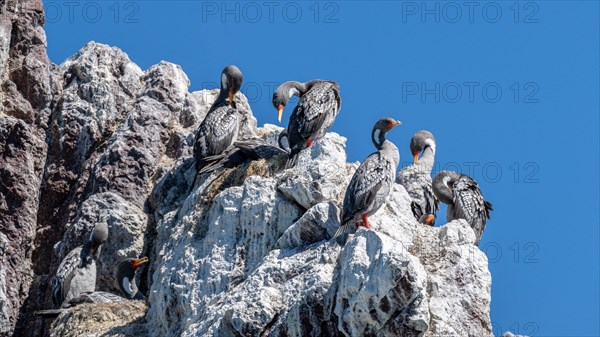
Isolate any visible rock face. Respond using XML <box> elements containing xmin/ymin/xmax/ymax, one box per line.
<box><xmin>145</xmin><ymin>135</ymin><xmax>493</xmax><ymax>337</ymax></box>
<box><xmin>0</xmin><ymin>3</ymin><xmax>500</xmax><ymax>337</ymax></box>
<box><xmin>0</xmin><ymin>0</ymin><xmax>56</xmax><ymax>335</ymax></box>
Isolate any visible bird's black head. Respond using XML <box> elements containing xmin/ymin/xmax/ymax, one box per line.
<box><xmin>272</xmin><ymin>81</ymin><xmax>304</xmax><ymax>123</ymax></box>
<box><xmin>410</xmin><ymin>130</ymin><xmax>435</xmax><ymax>164</ymax></box>
<box><xmin>116</xmin><ymin>257</ymin><xmax>149</xmax><ymax>299</ymax></box>
<box><xmin>374</xmin><ymin>117</ymin><xmax>403</xmax><ymax>131</ymax></box>
<box><xmin>372</xmin><ymin>117</ymin><xmax>402</xmax><ymax>148</ymax></box>
<box><xmin>272</xmin><ymin>90</ymin><xmax>287</xmax><ymax>119</ymax></box>
<box><xmin>220</xmin><ymin>65</ymin><xmax>243</xmax><ymax>106</ymax></box>
<box><xmin>432</xmin><ymin>170</ymin><xmax>461</xmax><ymax>205</ymax></box>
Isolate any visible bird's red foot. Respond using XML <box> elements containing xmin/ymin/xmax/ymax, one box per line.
<box><xmin>306</xmin><ymin>139</ymin><xmax>313</xmax><ymax>147</ymax></box>
<box><xmin>361</xmin><ymin>213</ymin><xmax>371</xmax><ymax>229</ymax></box>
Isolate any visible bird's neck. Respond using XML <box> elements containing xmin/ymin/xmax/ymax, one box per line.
<box><xmin>433</xmin><ymin>174</ymin><xmax>455</xmax><ymax>205</ymax></box>
<box><xmin>217</xmin><ymin>88</ymin><xmax>231</xmax><ymax>102</ymax></box>
<box><xmin>418</xmin><ymin>146</ymin><xmax>435</xmax><ymax>173</ymax></box>
<box><xmin>372</xmin><ymin>128</ymin><xmax>387</xmax><ymax>150</ymax></box>
<box><xmin>286</xmin><ymin>81</ymin><xmax>308</xmax><ymax>97</ymax></box>
<box><xmin>380</xmin><ymin>139</ymin><xmax>400</xmax><ymax>169</ymax></box>
<box><xmin>214</xmin><ymin>90</ymin><xmax>238</xmax><ymax>110</ymax></box>
<box><xmin>120</xmin><ymin>275</ymin><xmax>138</xmax><ymax>299</ymax></box>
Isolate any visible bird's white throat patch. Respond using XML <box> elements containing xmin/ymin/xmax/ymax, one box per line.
<box><xmin>122</xmin><ymin>277</ymin><xmax>133</xmax><ymax>296</ymax></box>
<box><xmin>288</xmin><ymin>87</ymin><xmax>299</xmax><ymax>98</ymax></box>
<box><xmin>442</xmin><ymin>175</ymin><xmax>452</xmax><ymax>189</ymax></box>
<box><xmin>425</xmin><ymin>138</ymin><xmax>436</xmax><ymax>153</ymax></box>
<box><xmin>221</xmin><ymin>73</ymin><xmax>228</xmax><ymax>90</ymax></box>
<box><xmin>373</xmin><ymin>129</ymin><xmax>382</xmax><ymax>145</ymax></box>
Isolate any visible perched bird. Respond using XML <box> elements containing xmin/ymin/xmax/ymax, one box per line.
<box><xmin>272</xmin><ymin>80</ymin><xmax>341</xmax><ymax>168</ymax></box>
<box><xmin>194</xmin><ymin>65</ymin><xmax>243</xmax><ymax>171</ymax></box>
<box><xmin>333</xmin><ymin>117</ymin><xmax>402</xmax><ymax>240</ymax></box>
<box><xmin>198</xmin><ymin>138</ymin><xmax>289</xmax><ymax>174</ymax></box>
<box><xmin>36</xmin><ymin>257</ymin><xmax>149</xmax><ymax>317</ymax></box>
<box><xmin>418</xmin><ymin>214</ymin><xmax>436</xmax><ymax>226</ymax></box>
<box><xmin>116</xmin><ymin>257</ymin><xmax>149</xmax><ymax>300</ymax></box>
<box><xmin>396</xmin><ymin>130</ymin><xmax>439</xmax><ymax>221</ymax></box>
<box><xmin>51</xmin><ymin>222</ymin><xmax>109</xmax><ymax>308</ymax></box>
<box><xmin>432</xmin><ymin>170</ymin><xmax>493</xmax><ymax>245</ymax></box>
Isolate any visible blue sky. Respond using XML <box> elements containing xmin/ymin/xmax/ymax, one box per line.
<box><xmin>43</xmin><ymin>1</ymin><xmax>599</xmax><ymax>336</ymax></box>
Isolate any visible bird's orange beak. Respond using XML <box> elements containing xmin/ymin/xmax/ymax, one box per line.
<box><xmin>132</xmin><ymin>257</ymin><xmax>149</xmax><ymax>269</ymax></box>
<box><xmin>413</xmin><ymin>151</ymin><xmax>420</xmax><ymax>164</ymax></box>
<box><xmin>277</xmin><ymin>105</ymin><xmax>284</xmax><ymax>123</ymax></box>
<box><xmin>386</xmin><ymin>120</ymin><xmax>403</xmax><ymax>130</ymax></box>
<box><xmin>229</xmin><ymin>90</ymin><xmax>235</xmax><ymax>106</ymax></box>
<box><xmin>425</xmin><ymin>214</ymin><xmax>435</xmax><ymax>226</ymax></box>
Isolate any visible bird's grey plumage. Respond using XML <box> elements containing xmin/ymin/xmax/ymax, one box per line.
<box><xmin>52</xmin><ymin>223</ymin><xmax>108</xmax><ymax>308</ymax></box>
<box><xmin>397</xmin><ymin>130</ymin><xmax>439</xmax><ymax>221</ymax></box>
<box><xmin>52</xmin><ymin>246</ymin><xmax>96</xmax><ymax>308</ymax></box>
<box><xmin>273</xmin><ymin>80</ymin><xmax>341</xmax><ymax>168</ymax></box>
<box><xmin>333</xmin><ymin>117</ymin><xmax>401</xmax><ymax>240</ymax></box>
<box><xmin>194</xmin><ymin>65</ymin><xmax>243</xmax><ymax>171</ymax></box>
<box><xmin>432</xmin><ymin>170</ymin><xmax>493</xmax><ymax>245</ymax></box>
<box><xmin>116</xmin><ymin>258</ymin><xmax>148</xmax><ymax>300</ymax></box>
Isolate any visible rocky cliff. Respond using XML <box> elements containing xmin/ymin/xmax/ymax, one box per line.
<box><xmin>0</xmin><ymin>2</ymin><xmax>515</xmax><ymax>337</ymax></box>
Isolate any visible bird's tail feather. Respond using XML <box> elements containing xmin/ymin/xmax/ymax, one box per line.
<box><xmin>198</xmin><ymin>161</ymin><xmax>221</xmax><ymax>175</ymax></box>
<box><xmin>484</xmin><ymin>200</ymin><xmax>493</xmax><ymax>218</ymax></box>
<box><xmin>197</xmin><ymin>152</ymin><xmax>229</xmax><ymax>175</ymax></box>
<box><xmin>234</xmin><ymin>142</ymin><xmax>254</xmax><ymax>153</ymax></box>
<box><xmin>189</xmin><ymin>158</ymin><xmax>222</xmax><ymax>194</ymax></box>
<box><xmin>35</xmin><ymin>309</ymin><xmax>64</xmax><ymax>318</ymax></box>
<box><xmin>332</xmin><ymin>225</ymin><xmax>348</xmax><ymax>239</ymax></box>
<box><xmin>332</xmin><ymin>220</ymin><xmax>355</xmax><ymax>244</ymax></box>
<box><xmin>285</xmin><ymin>152</ymin><xmax>300</xmax><ymax>169</ymax></box>
<box><xmin>331</xmin><ymin>225</ymin><xmax>354</xmax><ymax>246</ymax></box>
